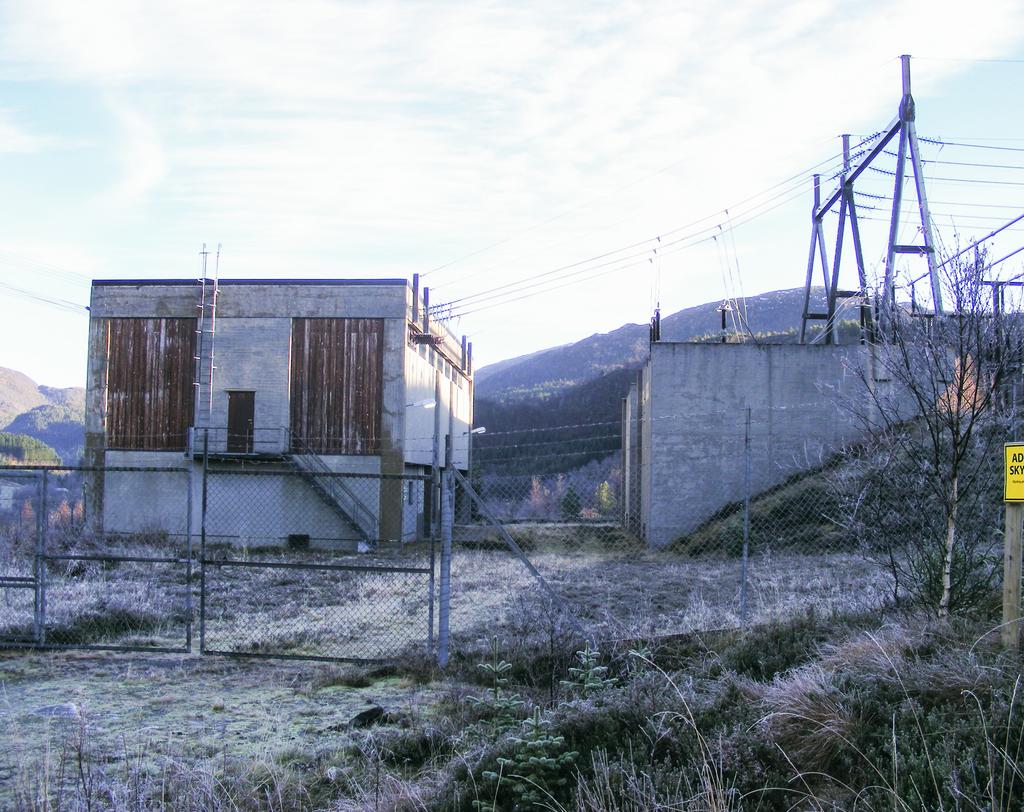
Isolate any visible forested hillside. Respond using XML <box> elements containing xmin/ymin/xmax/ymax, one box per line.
<box><xmin>0</xmin><ymin>368</ymin><xmax>85</xmax><ymax>464</ymax></box>
<box><xmin>474</xmin><ymin>367</ymin><xmax>637</xmax><ymax>476</ymax></box>
<box><xmin>0</xmin><ymin>431</ymin><xmax>61</xmax><ymax>464</ymax></box>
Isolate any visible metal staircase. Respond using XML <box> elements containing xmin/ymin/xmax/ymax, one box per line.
<box><xmin>286</xmin><ymin>433</ymin><xmax>378</xmax><ymax>543</ymax></box>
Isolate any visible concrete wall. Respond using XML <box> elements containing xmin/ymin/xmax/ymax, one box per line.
<box><xmin>620</xmin><ymin>380</ymin><xmax>640</xmax><ymax>535</ymax></box>
<box><xmin>635</xmin><ymin>342</ymin><xmax>871</xmax><ymax>547</ymax></box>
<box><xmin>403</xmin><ymin>344</ymin><xmax>471</xmax><ymax>469</ymax></box>
<box><xmin>102</xmin><ymin>452</ymin><xmax>423</xmax><ymax>548</ymax></box>
<box><xmin>638</xmin><ymin>363</ymin><xmax>653</xmax><ymax>542</ymax></box>
<box><xmin>207</xmin><ymin>317</ymin><xmax>293</xmax><ymax>453</ymax></box>
<box><xmin>203</xmin><ymin>470</ymin><xmax>367</xmax><ymax>549</ymax></box>
<box><xmin>102</xmin><ymin>451</ymin><xmax>191</xmax><ymax>539</ymax></box>
<box><xmin>90</xmin><ymin>280</ymin><xmax>410</xmax><ymax>320</ymax></box>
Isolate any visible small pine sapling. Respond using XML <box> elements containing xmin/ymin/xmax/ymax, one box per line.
<box><xmin>475</xmin><ymin>708</ymin><xmax>579</xmax><ymax>811</ymax></box>
<box><xmin>469</xmin><ymin>636</ymin><xmax>524</xmax><ymax>736</ymax></box>
<box><xmin>562</xmin><ymin>643</ymin><xmax>617</xmax><ymax>698</ymax></box>
<box><xmin>627</xmin><ymin>643</ymin><xmax>654</xmax><ymax>675</ymax></box>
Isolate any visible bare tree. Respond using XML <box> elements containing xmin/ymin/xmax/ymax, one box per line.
<box><xmin>842</xmin><ymin>252</ymin><xmax>1022</xmax><ymax>616</ymax></box>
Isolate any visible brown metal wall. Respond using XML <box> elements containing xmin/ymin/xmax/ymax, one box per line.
<box><xmin>105</xmin><ymin>318</ymin><xmax>197</xmax><ymax>450</ymax></box>
<box><xmin>290</xmin><ymin>318</ymin><xmax>384</xmax><ymax>454</ymax></box>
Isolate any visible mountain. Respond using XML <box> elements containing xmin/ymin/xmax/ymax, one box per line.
<box><xmin>0</xmin><ymin>368</ymin><xmax>50</xmax><ymax>427</ymax></box>
<box><xmin>475</xmin><ymin>287</ymin><xmax>820</xmax><ymax>402</ymax></box>
<box><xmin>0</xmin><ymin>368</ymin><xmax>85</xmax><ymax>464</ymax></box>
<box><xmin>474</xmin><ymin>367</ymin><xmax>638</xmax><ymax>476</ymax></box>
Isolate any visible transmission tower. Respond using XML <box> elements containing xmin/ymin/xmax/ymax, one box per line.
<box><xmin>800</xmin><ymin>54</ymin><xmax>942</xmax><ymax>344</ymax></box>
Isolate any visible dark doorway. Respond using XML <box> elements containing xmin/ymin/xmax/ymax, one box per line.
<box><xmin>227</xmin><ymin>391</ymin><xmax>255</xmax><ymax>453</ymax></box>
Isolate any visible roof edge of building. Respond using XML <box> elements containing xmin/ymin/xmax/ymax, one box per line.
<box><xmin>92</xmin><ymin>278</ymin><xmax>409</xmax><ymax>287</ymax></box>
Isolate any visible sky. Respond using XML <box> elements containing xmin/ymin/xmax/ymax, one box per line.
<box><xmin>1</xmin><ymin>0</ymin><xmax>1024</xmax><ymax>388</ymax></box>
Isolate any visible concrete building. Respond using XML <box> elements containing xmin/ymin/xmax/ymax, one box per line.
<box><xmin>84</xmin><ymin>278</ymin><xmax>473</xmax><ymax>548</ymax></box>
<box><xmin>623</xmin><ymin>341</ymin><xmax>870</xmax><ymax>547</ymax></box>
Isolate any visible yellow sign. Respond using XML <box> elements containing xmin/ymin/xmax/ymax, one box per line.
<box><xmin>1006</xmin><ymin>444</ymin><xmax>1024</xmax><ymax>502</ymax></box>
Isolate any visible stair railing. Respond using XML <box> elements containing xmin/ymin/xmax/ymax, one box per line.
<box><xmin>286</xmin><ymin>430</ymin><xmax>378</xmax><ymax>541</ymax></box>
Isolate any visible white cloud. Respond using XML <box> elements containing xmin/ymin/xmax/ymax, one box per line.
<box><xmin>0</xmin><ymin>108</ymin><xmax>48</xmax><ymax>152</ymax></box>
<box><xmin>0</xmin><ymin>0</ymin><xmax>1022</xmax><ymax>378</ymax></box>
<box><xmin>94</xmin><ymin>96</ymin><xmax>166</xmax><ymax>209</ymax></box>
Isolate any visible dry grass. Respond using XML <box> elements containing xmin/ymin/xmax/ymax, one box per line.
<box><xmin>449</xmin><ymin>546</ymin><xmax>891</xmax><ymax>649</ymax></box>
<box><xmin>4</xmin><ymin>524</ymin><xmax>895</xmax><ymax>663</ymax></box>
<box><xmin>0</xmin><ymin>649</ymin><xmax>440</xmax><ymax>810</ymax></box>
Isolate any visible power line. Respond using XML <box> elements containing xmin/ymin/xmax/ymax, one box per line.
<box><xmin>436</xmin><ymin>177</ymin><xmax>815</xmax><ymax>320</ymax></box>
<box><xmin>902</xmin><ymin>211</ymin><xmax>1024</xmax><ymax>285</ymax></box>
<box><xmin>0</xmin><ymin>249</ymin><xmax>91</xmax><ymax>286</ymax></box>
<box><xmin>991</xmin><ymin>244</ymin><xmax>1024</xmax><ymax>276</ymax></box>
<box><xmin>913</xmin><ymin>56</ymin><xmax>1024</xmax><ymax>64</ymax></box>
<box><xmin>0</xmin><ymin>281</ymin><xmax>89</xmax><ymax>314</ymax></box>
<box><xmin>428</xmin><ymin>151</ymin><xmax>849</xmax><ymax>310</ymax></box>
<box><xmin>434</xmin><ymin>170</ymin><xmax>821</xmax><ymax>311</ymax></box>
<box><xmin>424</xmin><ymin>144</ymin><xmax>856</xmax><ymax>289</ymax></box>
<box><xmin>418</xmin><ymin>144</ymin><xmax>807</xmax><ymax>281</ymax></box>
<box><xmin>881</xmin><ymin>149</ymin><xmax>1024</xmax><ymax>171</ymax></box>
<box><xmin>868</xmin><ymin>163</ymin><xmax>1024</xmax><ymax>186</ymax></box>
<box><xmin>920</xmin><ymin>136</ymin><xmax>1024</xmax><ymax>153</ymax></box>
<box><xmin>441</xmin><ymin>184</ymin><xmax>811</xmax><ymax>320</ymax></box>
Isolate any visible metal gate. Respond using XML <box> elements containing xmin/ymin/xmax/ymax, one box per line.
<box><xmin>1</xmin><ymin>464</ymin><xmax>435</xmax><ymax>663</ymax></box>
<box><xmin>0</xmin><ymin>470</ymin><xmax>41</xmax><ymax>646</ymax></box>
<box><xmin>0</xmin><ymin>466</ymin><xmax>193</xmax><ymax>654</ymax></box>
<box><xmin>198</xmin><ymin>467</ymin><xmax>435</xmax><ymax>662</ymax></box>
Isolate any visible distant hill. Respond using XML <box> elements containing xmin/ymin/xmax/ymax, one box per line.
<box><xmin>471</xmin><ymin>287</ymin><xmax>833</xmax><ymax>477</ymax></box>
<box><xmin>0</xmin><ymin>368</ymin><xmax>85</xmax><ymax>464</ymax></box>
<box><xmin>474</xmin><ymin>367</ymin><xmax>638</xmax><ymax>476</ymax></box>
<box><xmin>0</xmin><ymin>431</ymin><xmax>61</xmax><ymax>465</ymax></box>
<box><xmin>0</xmin><ymin>368</ymin><xmax>50</xmax><ymax>427</ymax></box>
<box><xmin>475</xmin><ymin>287</ymin><xmax>823</xmax><ymax>402</ymax></box>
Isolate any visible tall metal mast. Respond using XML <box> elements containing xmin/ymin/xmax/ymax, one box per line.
<box><xmin>800</xmin><ymin>54</ymin><xmax>942</xmax><ymax>344</ymax></box>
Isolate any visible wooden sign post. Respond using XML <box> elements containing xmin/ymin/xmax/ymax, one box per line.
<box><xmin>1002</xmin><ymin>443</ymin><xmax>1024</xmax><ymax>650</ymax></box>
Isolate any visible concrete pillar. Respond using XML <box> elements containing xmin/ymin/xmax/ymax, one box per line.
<box><xmin>378</xmin><ymin>317</ymin><xmax>407</xmax><ymax>541</ymax></box>
<box><xmin>83</xmin><ymin>315</ymin><xmax>107</xmax><ymax>537</ymax></box>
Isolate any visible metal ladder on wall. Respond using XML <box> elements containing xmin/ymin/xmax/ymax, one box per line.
<box><xmin>193</xmin><ymin>245</ymin><xmax>220</xmax><ymax>446</ymax></box>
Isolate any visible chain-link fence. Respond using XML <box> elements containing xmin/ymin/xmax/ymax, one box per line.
<box><xmin>0</xmin><ymin>466</ymin><xmax>193</xmax><ymax>652</ymax></box>
<box><xmin>2</xmin><ymin>405</ymin><xmax>1012</xmax><ymax>664</ymax></box>
<box><xmin>0</xmin><ymin>463</ymin><xmax>435</xmax><ymax>661</ymax></box>
<box><xmin>200</xmin><ymin>468</ymin><xmax>433</xmax><ymax>661</ymax></box>
<box><xmin>0</xmin><ymin>469</ymin><xmax>44</xmax><ymax>645</ymax></box>
<box><xmin>446</xmin><ymin>404</ymin><xmax>1011</xmax><ymax>654</ymax></box>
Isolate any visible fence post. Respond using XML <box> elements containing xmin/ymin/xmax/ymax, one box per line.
<box><xmin>185</xmin><ymin>450</ymin><xmax>194</xmax><ymax>652</ymax></box>
<box><xmin>438</xmin><ymin>442</ymin><xmax>453</xmax><ymax>668</ymax></box>
<box><xmin>429</xmin><ymin>369</ymin><xmax>442</xmax><ymax>654</ymax></box>
<box><xmin>428</xmin><ymin>482</ymin><xmax>435</xmax><ymax>654</ymax></box>
<box><xmin>38</xmin><ymin>469</ymin><xmax>48</xmax><ymax>645</ymax></box>
<box><xmin>199</xmin><ymin>429</ymin><xmax>209</xmax><ymax>653</ymax></box>
<box><xmin>1003</xmin><ymin>502</ymin><xmax>1022</xmax><ymax>650</ymax></box>
<box><xmin>740</xmin><ymin>408</ymin><xmax>751</xmax><ymax>626</ymax></box>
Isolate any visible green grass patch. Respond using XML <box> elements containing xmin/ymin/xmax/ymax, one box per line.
<box><xmin>671</xmin><ymin>463</ymin><xmax>851</xmax><ymax>556</ymax></box>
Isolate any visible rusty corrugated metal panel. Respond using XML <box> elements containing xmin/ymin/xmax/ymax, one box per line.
<box><xmin>290</xmin><ymin>318</ymin><xmax>383</xmax><ymax>454</ymax></box>
<box><xmin>105</xmin><ymin>318</ymin><xmax>196</xmax><ymax>450</ymax></box>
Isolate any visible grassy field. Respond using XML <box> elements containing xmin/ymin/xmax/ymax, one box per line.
<box><xmin>1</xmin><ymin>522</ymin><xmax>959</xmax><ymax>810</ymax></box>
<box><xmin>3</xmin><ymin>608</ymin><xmax>1021</xmax><ymax>810</ymax></box>
<box><xmin>0</xmin><ymin>649</ymin><xmax>436</xmax><ymax>810</ymax></box>
<box><xmin>2</xmin><ymin>523</ymin><xmax>890</xmax><ymax>660</ymax></box>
